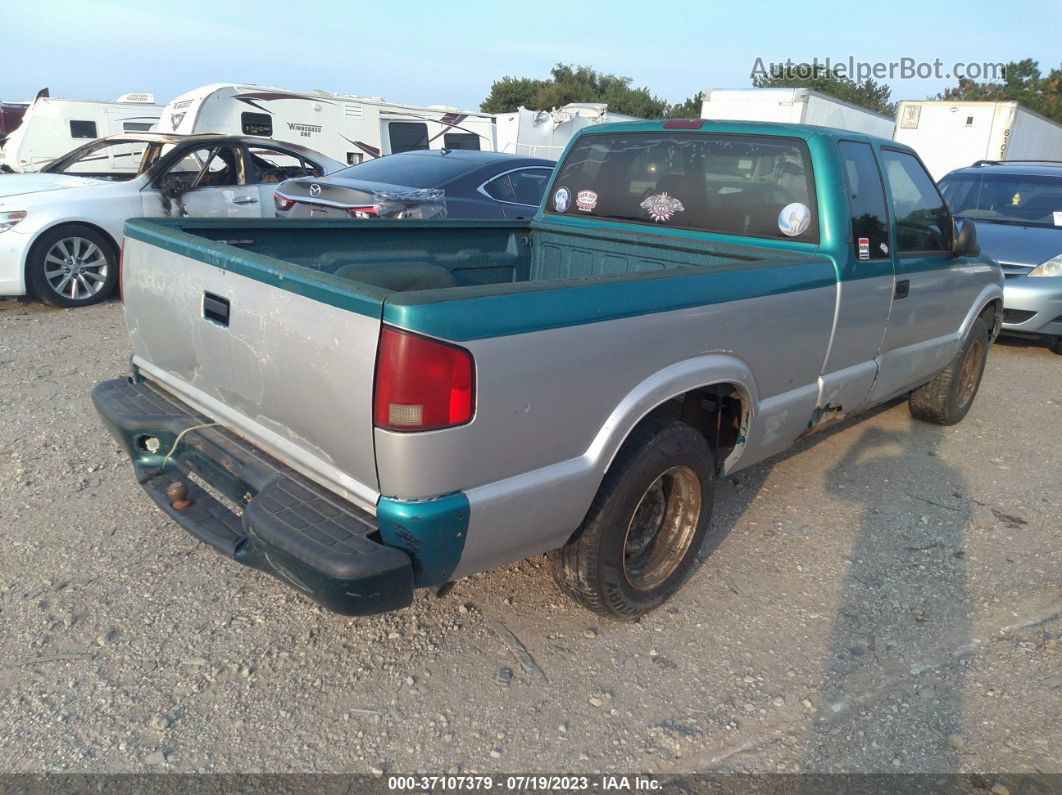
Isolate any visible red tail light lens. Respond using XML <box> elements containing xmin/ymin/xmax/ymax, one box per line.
<box><xmin>274</xmin><ymin>192</ymin><xmax>295</xmax><ymax>211</ymax></box>
<box><xmin>347</xmin><ymin>205</ymin><xmax>378</xmax><ymax>219</ymax></box>
<box><xmin>374</xmin><ymin>326</ymin><xmax>474</xmax><ymax>432</ymax></box>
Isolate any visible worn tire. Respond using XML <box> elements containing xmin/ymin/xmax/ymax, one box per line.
<box><xmin>909</xmin><ymin>318</ymin><xmax>990</xmax><ymax>425</ymax></box>
<box><xmin>548</xmin><ymin>418</ymin><xmax>714</xmax><ymax>620</ymax></box>
<box><xmin>27</xmin><ymin>224</ymin><xmax>119</xmax><ymax>308</ymax></box>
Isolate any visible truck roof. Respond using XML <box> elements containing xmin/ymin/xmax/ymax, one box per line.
<box><xmin>946</xmin><ymin>160</ymin><xmax>1062</xmax><ymax>178</ymax></box>
<box><xmin>572</xmin><ymin>118</ymin><xmax>903</xmax><ymax>149</ymax></box>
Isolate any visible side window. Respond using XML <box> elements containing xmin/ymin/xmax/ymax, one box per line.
<box><xmin>443</xmin><ymin>132</ymin><xmax>480</xmax><ymax>151</ymax></box>
<box><xmin>246</xmin><ymin>146</ymin><xmax>322</xmax><ymax>183</ymax></box>
<box><xmin>482</xmin><ymin>174</ymin><xmax>516</xmax><ymax>203</ymax></box>
<box><xmin>838</xmin><ymin>141</ymin><xmax>890</xmax><ymax>261</ymax></box>
<box><xmin>69</xmin><ymin>120</ymin><xmax>97</xmax><ymax>139</ymax></box>
<box><xmin>241</xmin><ymin>112</ymin><xmax>272</xmax><ymax>137</ymax></box>
<box><xmin>881</xmin><ymin>149</ymin><xmax>953</xmax><ymax>253</ymax></box>
<box><xmin>158</xmin><ymin>145</ymin><xmax>243</xmax><ymax>190</ymax></box>
<box><xmin>509</xmin><ymin>168</ymin><xmax>552</xmax><ymax>206</ymax></box>
<box><xmin>122</xmin><ymin>121</ymin><xmax>154</xmax><ymax>133</ymax></box>
<box><xmin>389</xmin><ymin>122</ymin><xmax>428</xmax><ymax>154</ymax></box>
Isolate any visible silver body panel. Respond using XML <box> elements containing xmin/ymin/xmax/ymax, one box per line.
<box><xmin>122</xmin><ymin>240</ymin><xmax>380</xmax><ymax>513</ymax></box>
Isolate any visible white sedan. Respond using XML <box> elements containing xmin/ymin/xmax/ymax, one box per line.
<box><xmin>0</xmin><ymin>133</ymin><xmax>343</xmax><ymax>307</ymax></box>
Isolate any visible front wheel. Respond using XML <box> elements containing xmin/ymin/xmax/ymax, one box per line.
<box><xmin>1050</xmin><ymin>337</ymin><xmax>1062</xmax><ymax>356</ymax></box>
<box><xmin>548</xmin><ymin>418</ymin><xmax>714</xmax><ymax>620</ymax></box>
<box><xmin>27</xmin><ymin>225</ymin><xmax>118</xmax><ymax>308</ymax></box>
<box><xmin>909</xmin><ymin>318</ymin><xmax>990</xmax><ymax>425</ymax></box>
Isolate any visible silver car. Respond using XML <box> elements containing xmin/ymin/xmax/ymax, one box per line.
<box><xmin>939</xmin><ymin>161</ymin><xmax>1062</xmax><ymax>354</ymax></box>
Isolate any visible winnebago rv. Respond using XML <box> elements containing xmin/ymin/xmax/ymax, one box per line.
<box><xmin>701</xmin><ymin>88</ymin><xmax>895</xmax><ymax>138</ymax></box>
<box><xmin>0</xmin><ymin>93</ymin><xmax>162</xmax><ymax>172</ymax></box>
<box><xmin>494</xmin><ymin>103</ymin><xmax>641</xmax><ymax>160</ymax></box>
<box><xmin>893</xmin><ymin>100</ymin><xmax>1062</xmax><ymax>180</ymax></box>
<box><xmin>156</xmin><ymin>84</ymin><xmax>496</xmax><ymax>165</ymax></box>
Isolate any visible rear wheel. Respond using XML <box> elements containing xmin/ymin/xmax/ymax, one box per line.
<box><xmin>548</xmin><ymin>418</ymin><xmax>714</xmax><ymax>620</ymax></box>
<box><xmin>909</xmin><ymin>318</ymin><xmax>990</xmax><ymax>425</ymax></box>
<box><xmin>27</xmin><ymin>225</ymin><xmax>118</xmax><ymax>308</ymax></box>
<box><xmin>1050</xmin><ymin>337</ymin><xmax>1062</xmax><ymax>356</ymax></box>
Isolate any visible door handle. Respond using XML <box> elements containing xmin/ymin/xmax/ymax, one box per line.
<box><xmin>894</xmin><ymin>279</ymin><xmax>910</xmax><ymax>299</ymax></box>
<box><xmin>203</xmin><ymin>292</ymin><xmax>230</xmax><ymax>326</ymax></box>
<box><xmin>232</xmin><ymin>196</ymin><xmax>259</xmax><ymax>205</ymax></box>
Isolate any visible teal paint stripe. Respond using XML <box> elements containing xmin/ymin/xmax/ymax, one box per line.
<box><xmin>376</xmin><ymin>492</ymin><xmax>470</xmax><ymax>587</ymax></box>
<box><xmin>124</xmin><ymin>218</ymin><xmax>388</xmax><ymax>318</ymax></box>
<box><xmin>384</xmin><ymin>260</ymin><xmax>836</xmax><ymax>341</ymax></box>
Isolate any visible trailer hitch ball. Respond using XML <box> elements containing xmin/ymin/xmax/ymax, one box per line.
<box><xmin>166</xmin><ymin>480</ymin><xmax>192</xmax><ymax>511</ymax></box>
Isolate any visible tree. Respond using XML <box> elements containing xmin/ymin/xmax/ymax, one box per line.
<box><xmin>667</xmin><ymin>91</ymin><xmax>704</xmax><ymax>119</ymax></box>
<box><xmin>751</xmin><ymin>62</ymin><xmax>895</xmax><ymax>116</ymax></box>
<box><xmin>938</xmin><ymin>59</ymin><xmax>1062</xmax><ymax>125</ymax></box>
<box><xmin>480</xmin><ymin>64</ymin><xmax>670</xmax><ymax>118</ymax></box>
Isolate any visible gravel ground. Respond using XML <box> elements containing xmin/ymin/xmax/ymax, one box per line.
<box><xmin>0</xmin><ymin>297</ymin><xmax>1058</xmax><ymax>776</ymax></box>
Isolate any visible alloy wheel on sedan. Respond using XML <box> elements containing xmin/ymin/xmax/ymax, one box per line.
<box><xmin>43</xmin><ymin>236</ymin><xmax>110</xmax><ymax>301</ymax></box>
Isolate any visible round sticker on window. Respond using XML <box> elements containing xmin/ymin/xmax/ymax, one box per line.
<box><xmin>778</xmin><ymin>202</ymin><xmax>811</xmax><ymax>237</ymax></box>
<box><xmin>553</xmin><ymin>187</ymin><xmax>571</xmax><ymax>213</ymax></box>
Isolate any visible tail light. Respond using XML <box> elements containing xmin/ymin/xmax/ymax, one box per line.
<box><xmin>373</xmin><ymin>326</ymin><xmax>474</xmax><ymax>432</ymax></box>
<box><xmin>274</xmin><ymin>192</ymin><xmax>295</xmax><ymax>211</ymax></box>
<box><xmin>348</xmin><ymin>205</ymin><xmax>378</xmax><ymax>219</ymax></box>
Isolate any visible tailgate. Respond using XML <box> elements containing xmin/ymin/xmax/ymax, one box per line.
<box><xmin>121</xmin><ymin>220</ymin><xmax>389</xmax><ymax>513</ymax></box>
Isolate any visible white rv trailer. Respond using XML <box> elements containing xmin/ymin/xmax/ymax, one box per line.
<box><xmin>494</xmin><ymin>103</ymin><xmax>642</xmax><ymax>160</ymax></box>
<box><xmin>0</xmin><ymin>93</ymin><xmax>163</xmax><ymax>173</ymax></box>
<box><xmin>701</xmin><ymin>88</ymin><xmax>895</xmax><ymax>139</ymax></box>
<box><xmin>893</xmin><ymin>100</ymin><xmax>1062</xmax><ymax>180</ymax></box>
<box><xmin>156</xmin><ymin>84</ymin><xmax>497</xmax><ymax>166</ymax></box>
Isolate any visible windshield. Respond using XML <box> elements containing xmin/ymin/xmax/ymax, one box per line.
<box><xmin>546</xmin><ymin>132</ymin><xmax>818</xmax><ymax>242</ymax></box>
<box><xmin>43</xmin><ymin>139</ymin><xmax>155</xmax><ymax>178</ymax></box>
<box><xmin>940</xmin><ymin>172</ymin><xmax>1062</xmax><ymax>228</ymax></box>
<box><xmin>331</xmin><ymin>153</ymin><xmax>475</xmax><ymax>188</ymax></box>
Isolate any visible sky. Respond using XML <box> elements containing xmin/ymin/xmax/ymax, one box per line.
<box><xmin>2</xmin><ymin>0</ymin><xmax>1059</xmax><ymax>112</ymax></box>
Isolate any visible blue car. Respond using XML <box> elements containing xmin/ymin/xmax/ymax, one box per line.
<box><xmin>939</xmin><ymin>161</ymin><xmax>1062</xmax><ymax>354</ymax></box>
<box><xmin>274</xmin><ymin>149</ymin><xmax>554</xmax><ymax>221</ymax></box>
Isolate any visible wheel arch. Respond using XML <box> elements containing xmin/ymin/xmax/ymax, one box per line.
<box><xmin>588</xmin><ymin>355</ymin><xmax>758</xmax><ymax>480</ymax></box>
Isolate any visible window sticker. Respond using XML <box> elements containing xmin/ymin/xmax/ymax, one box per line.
<box><xmin>576</xmin><ymin>190</ymin><xmax>598</xmax><ymax>212</ymax></box>
<box><xmin>858</xmin><ymin>237</ymin><xmax>870</xmax><ymax>260</ymax></box>
<box><xmin>778</xmin><ymin>202</ymin><xmax>811</xmax><ymax>237</ymax></box>
<box><xmin>553</xmin><ymin>187</ymin><xmax>571</xmax><ymax>213</ymax></box>
<box><xmin>640</xmin><ymin>193</ymin><xmax>685</xmax><ymax>223</ymax></box>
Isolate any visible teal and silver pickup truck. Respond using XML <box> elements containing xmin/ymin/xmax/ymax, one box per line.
<box><xmin>94</xmin><ymin>120</ymin><xmax>1002</xmax><ymax>619</ymax></box>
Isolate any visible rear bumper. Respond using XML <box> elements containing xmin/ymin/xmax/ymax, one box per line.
<box><xmin>92</xmin><ymin>376</ymin><xmax>415</xmax><ymax>616</ymax></box>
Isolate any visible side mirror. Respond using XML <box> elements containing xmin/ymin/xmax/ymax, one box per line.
<box><xmin>955</xmin><ymin>220</ymin><xmax>980</xmax><ymax>258</ymax></box>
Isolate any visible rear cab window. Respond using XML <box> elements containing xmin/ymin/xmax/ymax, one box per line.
<box><xmin>838</xmin><ymin>140</ymin><xmax>890</xmax><ymax>260</ymax></box>
<box><xmin>546</xmin><ymin>132</ymin><xmax>818</xmax><ymax>243</ymax></box>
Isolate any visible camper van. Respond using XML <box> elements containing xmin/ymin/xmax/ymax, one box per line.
<box><xmin>156</xmin><ymin>84</ymin><xmax>497</xmax><ymax>166</ymax></box>
<box><xmin>494</xmin><ymin>103</ymin><xmax>641</xmax><ymax>160</ymax></box>
<box><xmin>0</xmin><ymin>93</ymin><xmax>163</xmax><ymax>173</ymax></box>
<box><xmin>893</xmin><ymin>100</ymin><xmax>1062</xmax><ymax>180</ymax></box>
<box><xmin>701</xmin><ymin>88</ymin><xmax>895</xmax><ymax>139</ymax></box>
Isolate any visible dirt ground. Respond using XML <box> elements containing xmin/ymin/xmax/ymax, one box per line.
<box><xmin>0</xmin><ymin>297</ymin><xmax>1058</xmax><ymax>776</ymax></box>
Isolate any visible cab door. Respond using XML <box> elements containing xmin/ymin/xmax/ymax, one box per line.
<box><xmin>140</xmin><ymin>143</ymin><xmax>262</xmax><ymax>219</ymax></box>
<box><xmin>817</xmin><ymin>140</ymin><xmax>896</xmax><ymax>413</ymax></box>
<box><xmin>870</xmin><ymin>148</ymin><xmax>973</xmax><ymax>402</ymax></box>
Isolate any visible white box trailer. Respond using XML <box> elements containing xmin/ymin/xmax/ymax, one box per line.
<box><xmin>893</xmin><ymin>100</ymin><xmax>1062</xmax><ymax>180</ymax></box>
<box><xmin>0</xmin><ymin>93</ymin><xmax>163</xmax><ymax>172</ymax></box>
<box><xmin>156</xmin><ymin>84</ymin><xmax>497</xmax><ymax>166</ymax></box>
<box><xmin>701</xmin><ymin>88</ymin><xmax>895</xmax><ymax>138</ymax></box>
<box><xmin>495</xmin><ymin>103</ymin><xmax>641</xmax><ymax>160</ymax></box>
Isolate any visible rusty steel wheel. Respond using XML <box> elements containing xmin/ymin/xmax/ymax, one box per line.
<box><xmin>622</xmin><ymin>466</ymin><xmax>702</xmax><ymax>590</ymax></box>
<box><xmin>549</xmin><ymin>418</ymin><xmax>715</xmax><ymax>620</ymax></box>
<box><xmin>910</xmin><ymin>317</ymin><xmax>990</xmax><ymax>426</ymax></box>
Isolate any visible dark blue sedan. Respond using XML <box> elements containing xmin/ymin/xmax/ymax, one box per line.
<box><xmin>273</xmin><ymin>150</ymin><xmax>554</xmax><ymax>220</ymax></box>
